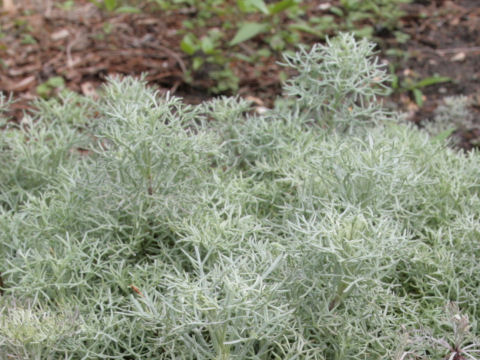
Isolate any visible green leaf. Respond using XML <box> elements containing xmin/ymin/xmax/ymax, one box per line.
<box><xmin>269</xmin><ymin>34</ymin><xmax>285</xmax><ymax>51</ymax></box>
<box><xmin>237</xmin><ymin>0</ymin><xmax>269</xmax><ymax>14</ymax></box>
<box><xmin>200</xmin><ymin>36</ymin><xmax>215</xmax><ymax>54</ymax></box>
<box><xmin>47</xmin><ymin>76</ymin><xmax>65</xmax><ymax>88</ymax></box>
<box><xmin>104</xmin><ymin>0</ymin><xmax>116</xmax><ymax>11</ymax></box>
<box><xmin>412</xmin><ymin>88</ymin><xmax>424</xmax><ymax>107</ymax></box>
<box><xmin>329</xmin><ymin>6</ymin><xmax>344</xmax><ymax>17</ymax></box>
<box><xmin>415</xmin><ymin>76</ymin><xmax>451</xmax><ymax>88</ymax></box>
<box><xmin>237</xmin><ymin>0</ymin><xmax>250</xmax><ymax>12</ymax></box>
<box><xmin>390</xmin><ymin>74</ymin><xmax>399</xmax><ymax>90</ymax></box>
<box><xmin>229</xmin><ymin>22</ymin><xmax>268</xmax><ymax>46</ymax></box>
<box><xmin>180</xmin><ymin>34</ymin><xmax>199</xmax><ymax>55</ymax></box>
<box><xmin>89</xmin><ymin>0</ymin><xmax>101</xmax><ymax>8</ymax></box>
<box><xmin>394</xmin><ymin>31</ymin><xmax>410</xmax><ymax>44</ymax></box>
<box><xmin>192</xmin><ymin>57</ymin><xmax>204</xmax><ymax>70</ymax></box>
<box><xmin>115</xmin><ymin>6</ymin><xmax>141</xmax><ymax>13</ymax></box>
<box><xmin>36</xmin><ymin>83</ymin><xmax>51</xmax><ymax>98</ymax></box>
<box><xmin>388</xmin><ymin>63</ymin><xmax>399</xmax><ymax>89</ymax></box>
<box><xmin>269</xmin><ymin>0</ymin><xmax>298</xmax><ymax>15</ymax></box>
<box><xmin>20</xmin><ymin>34</ymin><xmax>37</xmax><ymax>45</ymax></box>
<box><xmin>432</xmin><ymin>127</ymin><xmax>456</xmax><ymax>143</ymax></box>
<box><xmin>353</xmin><ymin>26</ymin><xmax>373</xmax><ymax>38</ymax></box>
<box><xmin>250</xmin><ymin>0</ymin><xmax>269</xmax><ymax>14</ymax></box>
<box><xmin>289</xmin><ymin>22</ymin><xmax>322</xmax><ymax>36</ymax></box>
<box><xmin>256</xmin><ymin>48</ymin><xmax>271</xmax><ymax>58</ymax></box>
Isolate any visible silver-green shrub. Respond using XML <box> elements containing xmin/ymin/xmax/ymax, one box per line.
<box><xmin>280</xmin><ymin>32</ymin><xmax>393</xmax><ymax>132</ymax></box>
<box><xmin>1</xmin><ymin>34</ymin><xmax>480</xmax><ymax>359</ymax></box>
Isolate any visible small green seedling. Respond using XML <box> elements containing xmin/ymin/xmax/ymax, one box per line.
<box><xmin>176</xmin><ymin>0</ymin><xmax>303</xmax><ymax>93</ymax></box>
<box><xmin>390</xmin><ymin>65</ymin><xmax>451</xmax><ymax>107</ymax></box>
<box><xmin>56</xmin><ymin>0</ymin><xmax>75</xmax><ymax>10</ymax></box>
<box><xmin>431</xmin><ymin>127</ymin><xmax>456</xmax><ymax>144</ymax></box>
<box><xmin>89</xmin><ymin>0</ymin><xmax>140</xmax><ymax>13</ymax></box>
<box><xmin>174</xmin><ymin>0</ymin><xmax>413</xmax><ymax>93</ymax></box>
<box><xmin>407</xmin><ymin>75</ymin><xmax>451</xmax><ymax>107</ymax></box>
<box><xmin>20</xmin><ymin>34</ymin><xmax>37</xmax><ymax>45</ymax></box>
<box><xmin>229</xmin><ymin>22</ymin><xmax>269</xmax><ymax>46</ymax></box>
<box><xmin>36</xmin><ymin>76</ymin><xmax>66</xmax><ymax>99</ymax></box>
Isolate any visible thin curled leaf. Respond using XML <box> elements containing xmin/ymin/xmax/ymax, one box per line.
<box><xmin>229</xmin><ymin>22</ymin><xmax>268</xmax><ymax>46</ymax></box>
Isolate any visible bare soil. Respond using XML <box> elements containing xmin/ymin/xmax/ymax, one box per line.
<box><xmin>385</xmin><ymin>0</ymin><xmax>480</xmax><ymax>150</ymax></box>
<box><xmin>0</xmin><ymin>0</ymin><xmax>479</xmax><ymax>148</ymax></box>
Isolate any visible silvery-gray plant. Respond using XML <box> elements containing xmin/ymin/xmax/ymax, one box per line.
<box><xmin>279</xmin><ymin>32</ymin><xmax>393</xmax><ymax>132</ymax></box>
<box><xmin>1</xmin><ymin>34</ymin><xmax>480</xmax><ymax>359</ymax></box>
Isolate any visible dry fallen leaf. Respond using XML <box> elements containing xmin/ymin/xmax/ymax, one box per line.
<box><xmin>245</xmin><ymin>95</ymin><xmax>264</xmax><ymax>106</ymax></box>
<box><xmin>2</xmin><ymin>0</ymin><xmax>16</xmax><ymax>13</ymax></box>
<box><xmin>255</xmin><ymin>106</ymin><xmax>269</xmax><ymax>115</ymax></box>
<box><xmin>51</xmin><ymin>29</ymin><xmax>70</xmax><ymax>42</ymax></box>
<box><xmin>317</xmin><ymin>3</ymin><xmax>332</xmax><ymax>11</ymax></box>
<box><xmin>81</xmin><ymin>82</ymin><xmax>98</xmax><ymax>99</ymax></box>
<box><xmin>6</xmin><ymin>76</ymin><xmax>36</xmax><ymax>92</ymax></box>
<box><xmin>451</xmin><ymin>52</ymin><xmax>466</xmax><ymax>62</ymax></box>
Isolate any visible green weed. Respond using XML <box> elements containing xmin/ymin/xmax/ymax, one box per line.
<box><xmin>64</xmin><ymin>0</ymin><xmax>414</xmax><ymax>94</ymax></box>
<box><xmin>89</xmin><ymin>0</ymin><xmax>141</xmax><ymax>13</ymax></box>
<box><xmin>36</xmin><ymin>76</ymin><xmax>66</xmax><ymax>99</ymax></box>
<box><xmin>157</xmin><ymin>0</ymin><xmax>412</xmax><ymax>93</ymax></box>
<box><xmin>390</xmin><ymin>64</ymin><xmax>452</xmax><ymax>107</ymax></box>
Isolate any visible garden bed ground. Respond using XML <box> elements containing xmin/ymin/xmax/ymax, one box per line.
<box><xmin>0</xmin><ymin>0</ymin><xmax>479</xmax><ymax>147</ymax></box>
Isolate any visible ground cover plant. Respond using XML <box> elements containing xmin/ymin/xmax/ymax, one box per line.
<box><xmin>1</xmin><ymin>33</ymin><xmax>480</xmax><ymax>359</ymax></box>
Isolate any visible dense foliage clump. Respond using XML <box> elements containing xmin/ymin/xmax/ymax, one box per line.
<box><xmin>1</xmin><ymin>34</ymin><xmax>479</xmax><ymax>359</ymax></box>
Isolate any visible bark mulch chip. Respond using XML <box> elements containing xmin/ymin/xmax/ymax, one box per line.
<box><xmin>0</xmin><ymin>0</ymin><xmax>479</xmax><ymax>148</ymax></box>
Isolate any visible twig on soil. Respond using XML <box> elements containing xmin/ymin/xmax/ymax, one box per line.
<box><xmin>412</xmin><ymin>46</ymin><xmax>480</xmax><ymax>57</ymax></box>
<box><xmin>435</xmin><ymin>46</ymin><xmax>480</xmax><ymax>55</ymax></box>
<box><xmin>145</xmin><ymin>42</ymin><xmax>187</xmax><ymax>74</ymax></box>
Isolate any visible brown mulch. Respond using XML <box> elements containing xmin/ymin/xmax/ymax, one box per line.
<box><xmin>0</xmin><ymin>0</ymin><xmax>292</xmax><ymax>113</ymax></box>
<box><xmin>0</xmin><ymin>0</ymin><xmax>479</xmax><ymax>148</ymax></box>
<box><xmin>0</xmin><ymin>1</ymin><xmax>188</xmax><ymax>115</ymax></box>
<box><xmin>384</xmin><ymin>0</ymin><xmax>480</xmax><ymax>150</ymax></box>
